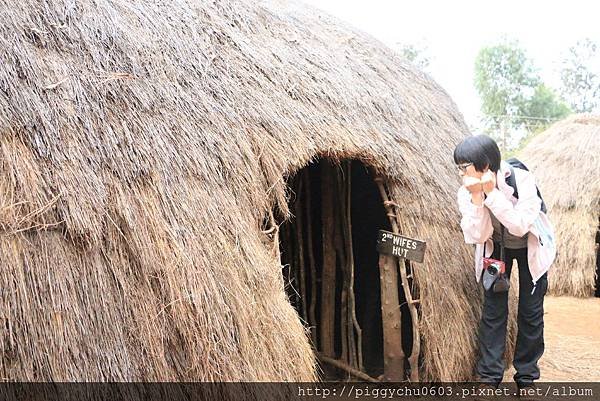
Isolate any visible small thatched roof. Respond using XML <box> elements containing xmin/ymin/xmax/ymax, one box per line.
<box><xmin>520</xmin><ymin>114</ymin><xmax>600</xmax><ymax>297</ymax></box>
<box><xmin>0</xmin><ymin>0</ymin><xmax>510</xmax><ymax>383</ymax></box>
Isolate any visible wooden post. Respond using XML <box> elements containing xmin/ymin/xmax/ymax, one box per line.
<box><xmin>303</xmin><ymin>171</ymin><xmax>318</xmax><ymax>346</ymax></box>
<box><xmin>402</xmin><ymin>259</ymin><xmax>421</xmax><ymax>382</ymax></box>
<box><xmin>374</xmin><ymin>175</ymin><xmax>421</xmax><ymax>382</ymax></box>
<box><xmin>378</xmin><ymin>253</ymin><xmax>405</xmax><ymax>381</ymax></box>
<box><xmin>320</xmin><ymin>162</ymin><xmax>336</xmax><ymax>359</ymax></box>
<box><xmin>344</xmin><ymin>161</ymin><xmax>362</xmax><ymax>371</ymax></box>
<box><xmin>295</xmin><ymin>178</ymin><xmax>308</xmax><ymax>323</ymax></box>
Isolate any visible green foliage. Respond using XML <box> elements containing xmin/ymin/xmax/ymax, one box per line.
<box><xmin>559</xmin><ymin>38</ymin><xmax>600</xmax><ymax>113</ymax></box>
<box><xmin>523</xmin><ymin>84</ymin><xmax>571</xmax><ymax>132</ymax></box>
<box><xmin>474</xmin><ymin>40</ymin><xmax>540</xmax><ymax>126</ymax></box>
<box><xmin>474</xmin><ymin>39</ymin><xmax>571</xmax><ymax>152</ymax></box>
<box><xmin>397</xmin><ymin>43</ymin><xmax>430</xmax><ymax>70</ymax></box>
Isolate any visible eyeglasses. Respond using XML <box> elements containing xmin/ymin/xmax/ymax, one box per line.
<box><xmin>457</xmin><ymin>162</ymin><xmax>473</xmax><ymax>172</ymax></box>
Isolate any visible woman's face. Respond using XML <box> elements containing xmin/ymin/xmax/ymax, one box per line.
<box><xmin>459</xmin><ymin>164</ymin><xmax>488</xmax><ymax>179</ymax></box>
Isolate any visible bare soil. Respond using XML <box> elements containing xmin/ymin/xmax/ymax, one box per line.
<box><xmin>505</xmin><ymin>295</ymin><xmax>600</xmax><ymax>381</ymax></box>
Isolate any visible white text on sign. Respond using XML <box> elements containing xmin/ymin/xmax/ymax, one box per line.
<box><xmin>392</xmin><ymin>246</ymin><xmax>409</xmax><ymax>258</ymax></box>
<box><xmin>392</xmin><ymin>235</ymin><xmax>417</xmax><ymax>250</ymax></box>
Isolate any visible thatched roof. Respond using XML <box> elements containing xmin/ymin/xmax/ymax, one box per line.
<box><xmin>0</xmin><ymin>0</ymin><xmax>505</xmax><ymax>382</ymax></box>
<box><xmin>519</xmin><ymin>114</ymin><xmax>600</xmax><ymax>297</ymax></box>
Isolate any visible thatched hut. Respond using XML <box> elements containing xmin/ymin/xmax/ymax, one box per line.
<box><xmin>520</xmin><ymin>114</ymin><xmax>600</xmax><ymax>297</ymax></box>
<box><xmin>0</xmin><ymin>0</ymin><xmax>514</xmax><ymax>383</ymax></box>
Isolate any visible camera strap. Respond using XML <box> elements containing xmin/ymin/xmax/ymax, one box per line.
<box><xmin>500</xmin><ymin>224</ymin><xmax>505</xmax><ymax>262</ymax></box>
<box><xmin>482</xmin><ymin>223</ymin><xmax>506</xmax><ymax>261</ymax></box>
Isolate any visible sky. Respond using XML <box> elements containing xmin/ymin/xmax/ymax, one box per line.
<box><xmin>301</xmin><ymin>0</ymin><xmax>600</xmax><ymax>129</ymax></box>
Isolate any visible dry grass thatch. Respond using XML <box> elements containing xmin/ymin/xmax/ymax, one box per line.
<box><xmin>519</xmin><ymin>114</ymin><xmax>600</xmax><ymax>297</ymax></box>
<box><xmin>0</xmin><ymin>0</ymin><xmax>515</xmax><ymax>382</ymax></box>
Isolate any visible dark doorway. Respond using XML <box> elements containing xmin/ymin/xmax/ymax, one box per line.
<box><xmin>278</xmin><ymin>159</ymin><xmax>414</xmax><ymax>381</ymax></box>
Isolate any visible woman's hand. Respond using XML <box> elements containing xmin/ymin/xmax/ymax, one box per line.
<box><xmin>481</xmin><ymin>171</ymin><xmax>496</xmax><ymax>194</ymax></box>
<box><xmin>463</xmin><ymin>176</ymin><xmax>484</xmax><ymax>206</ymax></box>
<box><xmin>463</xmin><ymin>176</ymin><xmax>483</xmax><ymax>194</ymax></box>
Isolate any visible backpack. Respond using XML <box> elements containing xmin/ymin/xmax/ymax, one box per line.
<box><xmin>505</xmin><ymin>157</ymin><xmax>547</xmax><ymax>214</ymax></box>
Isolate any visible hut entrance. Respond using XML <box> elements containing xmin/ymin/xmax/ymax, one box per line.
<box><xmin>278</xmin><ymin>159</ymin><xmax>415</xmax><ymax>381</ymax></box>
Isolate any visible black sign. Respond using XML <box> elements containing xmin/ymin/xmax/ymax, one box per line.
<box><xmin>376</xmin><ymin>230</ymin><xmax>426</xmax><ymax>263</ymax></box>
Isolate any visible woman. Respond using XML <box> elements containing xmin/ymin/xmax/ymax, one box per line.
<box><xmin>454</xmin><ymin>134</ymin><xmax>556</xmax><ymax>389</ymax></box>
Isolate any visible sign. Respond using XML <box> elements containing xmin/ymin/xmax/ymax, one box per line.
<box><xmin>376</xmin><ymin>230</ymin><xmax>426</xmax><ymax>263</ymax></box>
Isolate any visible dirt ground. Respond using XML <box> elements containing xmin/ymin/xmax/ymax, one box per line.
<box><xmin>504</xmin><ymin>295</ymin><xmax>600</xmax><ymax>381</ymax></box>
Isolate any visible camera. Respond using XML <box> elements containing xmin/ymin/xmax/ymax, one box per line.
<box><xmin>482</xmin><ymin>258</ymin><xmax>509</xmax><ymax>292</ymax></box>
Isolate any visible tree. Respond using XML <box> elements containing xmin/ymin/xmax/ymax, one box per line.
<box><xmin>512</xmin><ymin>84</ymin><xmax>572</xmax><ymax>155</ymax></box>
<box><xmin>559</xmin><ymin>38</ymin><xmax>600</xmax><ymax>113</ymax></box>
<box><xmin>523</xmin><ymin>84</ymin><xmax>571</xmax><ymax>132</ymax></box>
<box><xmin>396</xmin><ymin>43</ymin><xmax>430</xmax><ymax>70</ymax></box>
<box><xmin>474</xmin><ymin>40</ymin><xmax>571</xmax><ymax>152</ymax></box>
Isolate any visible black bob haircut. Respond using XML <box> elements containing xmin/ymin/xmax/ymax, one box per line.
<box><xmin>453</xmin><ymin>134</ymin><xmax>502</xmax><ymax>172</ymax></box>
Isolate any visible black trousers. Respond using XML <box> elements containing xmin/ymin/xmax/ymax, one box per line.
<box><xmin>476</xmin><ymin>244</ymin><xmax>548</xmax><ymax>387</ymax></box>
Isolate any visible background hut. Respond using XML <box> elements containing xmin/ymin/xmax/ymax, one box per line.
<box><xmin>0</xmin><ymin>0</ymin><xmax>516</xmax><ymax>383</ymax></box>
<box><xmin>519</xmin><ymin>114</ymin><xmax>600</xmax><ymax>297</ymax></box>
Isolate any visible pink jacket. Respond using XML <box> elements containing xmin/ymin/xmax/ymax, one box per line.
<box><xmin>457</xmin><ymin>161</ymin><xmax>556</xmax><ymax>286</ymax></box>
